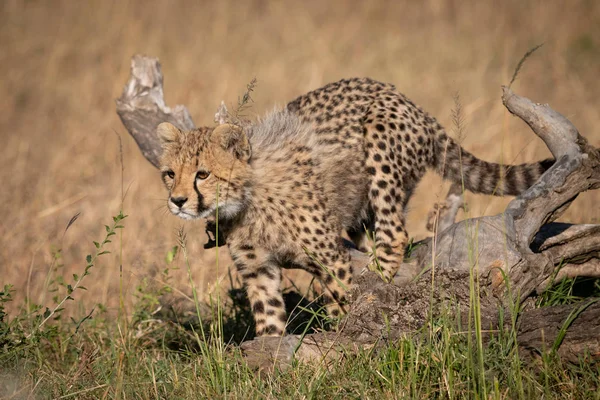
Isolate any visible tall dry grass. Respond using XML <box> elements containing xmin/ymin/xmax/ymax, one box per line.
<box><xmin>1</xmin><ymin>0</ymin><xmax>598</xmax><ymax>316</ymax></box>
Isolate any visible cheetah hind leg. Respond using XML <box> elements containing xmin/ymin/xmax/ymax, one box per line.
<box><xmin>369</xmin><ymin>207</ymin><xmax>408</xmax><ymax>282</ymax></box>
<box><xmin>363</xmin><ymin>141</ymin><xmax>409</xmax><ymax>281</ymax></box>
<box><xmin>308</xmin><ymin>248</ymin><xmax>355</xmax><ymax>324</ymax></box>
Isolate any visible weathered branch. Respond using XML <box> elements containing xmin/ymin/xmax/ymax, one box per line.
<box><xmin>499</xmin><ymin>91</ymin><xmax>599</xmax><ymax>300</ymax></box>
<box><xmin>538</xmin><ymin>259</ymin><xmax>600</xmax><ymax>292</ymax></box>
<box><xmin>501</xmin><ymin>87</ymin><xmax>581</xmax><ymax>159</ymax></box>
<box><xmin>502</xmin><ymin>87</ymin><xmax>599</xmax><ymax>253</ymax></box>
<box><xmin>116</xmin><ymin>54</ymin><xmax>195</xmax><ymax>168</ymax></box>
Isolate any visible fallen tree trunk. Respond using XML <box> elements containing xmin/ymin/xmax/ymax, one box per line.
<box><xmin>117</xmin><ymin>55</ymin><xmax>600</xmax><ymax>370</ymax></box>
<box><xmin>241</xmin><ymin>271</ymin><xmax>600</xmax><ymax>371</ymax></box>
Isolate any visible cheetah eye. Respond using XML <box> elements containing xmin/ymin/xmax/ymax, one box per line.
<box><xmin>163</xmin><ymin>170</ymin><xmax>175</xmax><ymax>179</ymax></box>
<box><xmin>196</xmin><ymin>170</ymin><xmax>210</xmax><ymax>180</ymax></box>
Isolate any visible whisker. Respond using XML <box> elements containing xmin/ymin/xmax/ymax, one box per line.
<box><xmin>153</xmin><ymin>204</ymin><xmax>170</xmax><ymax>215</ymax></box>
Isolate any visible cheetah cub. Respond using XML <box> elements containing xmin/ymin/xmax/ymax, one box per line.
<box><xmin>158</xmin><ymin>110</ymin><xmax>368</xmax><ymax>336</ymax></box>
<box><xmin>158</xmin><ymin>78</ymin><xmax>553</xmax><ymax>337</ymax></box>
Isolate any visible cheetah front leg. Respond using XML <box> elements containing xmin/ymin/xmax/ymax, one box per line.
<box><xmin>230</xmin><ymin>245</ymin><xmax>287</xmax><ymax>337</ymax></box>
<box><xmin>304</xmin><ymin>240</ymin><xmax>355</xmax><ymax>318</ymax></box>
<box><xmin>320</xmin><ymin>260</ymin><xmax>354</xmax><ymax>319</ymax></box>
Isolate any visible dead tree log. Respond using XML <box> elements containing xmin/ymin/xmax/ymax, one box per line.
<box><xmin>117</xmin><ymin>55</ymin><xmax>600</xmax><ymax>370</ymax></box>
<box><xmin>241</xmin><ymin>272</ymin><xmax>600</xmax><ymax>371</ymax></box>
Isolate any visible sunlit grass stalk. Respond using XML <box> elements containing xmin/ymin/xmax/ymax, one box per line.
<box><xmin>214</xmin><ymin>183</ymin><xmax>225</xmax><ymax>347</ymax></box>
<box><xmin>179</xmin><ymin>194</ymin><xmax>230</xmax><ymax>394</ymax></box>
<box><xmin>452</xmin><ymin>93</ymin><xmax>487</xmax><ymax>398</ymax></box>
<box><xmin>116</xmin><ymin>132</ymin><xmax>126</xmax><ymax>327</ymax></box>
<box><xmin>180</xmin><ymin>229</ymin><xmax>208</xmax><ymax>346</ymax></box>
<box><xmin>115</xmin><ymin>132</ymin><xmax>127</xmax><ymax>400</ymax></box>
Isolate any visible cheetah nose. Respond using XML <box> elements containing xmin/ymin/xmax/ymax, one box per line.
<box><xmin>170</xmin><ymin>196</ymin><xmax>188</xmax><ymax>208</ymax></box>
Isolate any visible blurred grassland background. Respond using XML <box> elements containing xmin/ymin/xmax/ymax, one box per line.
<box><xmin>1</xmin><ymin>0</ymin><xmax>599</xmax><ymax>317</ymax></box>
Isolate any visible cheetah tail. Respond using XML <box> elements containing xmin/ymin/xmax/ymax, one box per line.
<box><xmin>433</xmin><ymin>133</ymin><xmax>554</xmax><ymax>196</ymax></box>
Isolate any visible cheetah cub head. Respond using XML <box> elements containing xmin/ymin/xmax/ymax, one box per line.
<box><xmin>157</xmin><ymin>122</ymin><xmax>252</xmax><ymax>221</ymax></box>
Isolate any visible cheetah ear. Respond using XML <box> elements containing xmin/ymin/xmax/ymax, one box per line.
<box><xmin>211</xmin><ymin>123</ymin><xmax>252</xmax><ymax>161</ymax></box>
<box><xmin>157</xmin><ymin>122</ymin><xmax>182</xmax><ymax>146</ymax></box>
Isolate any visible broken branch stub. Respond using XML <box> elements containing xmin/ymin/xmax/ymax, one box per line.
<box><xmin>426</xmin><ymin>182</ymin><xmax>464</xmax><ymax>234</ymax></box>
<box><xmin>214</xmin><ymin>101</ymin><xmax>229</xmax><ymax>125</ymax></box>
<box><xmin>116</xmin><ymin>54</ymin><xmax>196</xmax><ymax>168</ymax></box>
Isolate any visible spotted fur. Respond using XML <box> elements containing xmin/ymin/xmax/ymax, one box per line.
<box><xmin>158</xmin><ymin>111</ymin><xmax>367</xmax><ymax>336</ymax></box>
<box><xmin>286</xmin><ymin>78</ymin><xmax>553</xmax><ymax>280</ymax></box>
<box><xmin>158</xmin><ymin>77</ymin><xmax>553</xmax><ymax>336</ymax></box>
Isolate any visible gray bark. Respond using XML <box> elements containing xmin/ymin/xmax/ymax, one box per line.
<box><xmin>116</xmin><ymin>55</ymin><xmax>195</xmax><ymax>168</ymax></box>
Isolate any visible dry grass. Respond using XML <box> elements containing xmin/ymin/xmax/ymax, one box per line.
<box><xmin>1</xmin><ymin>0</ymin><xmax>599</xmax><ymax>318</ymax></box>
